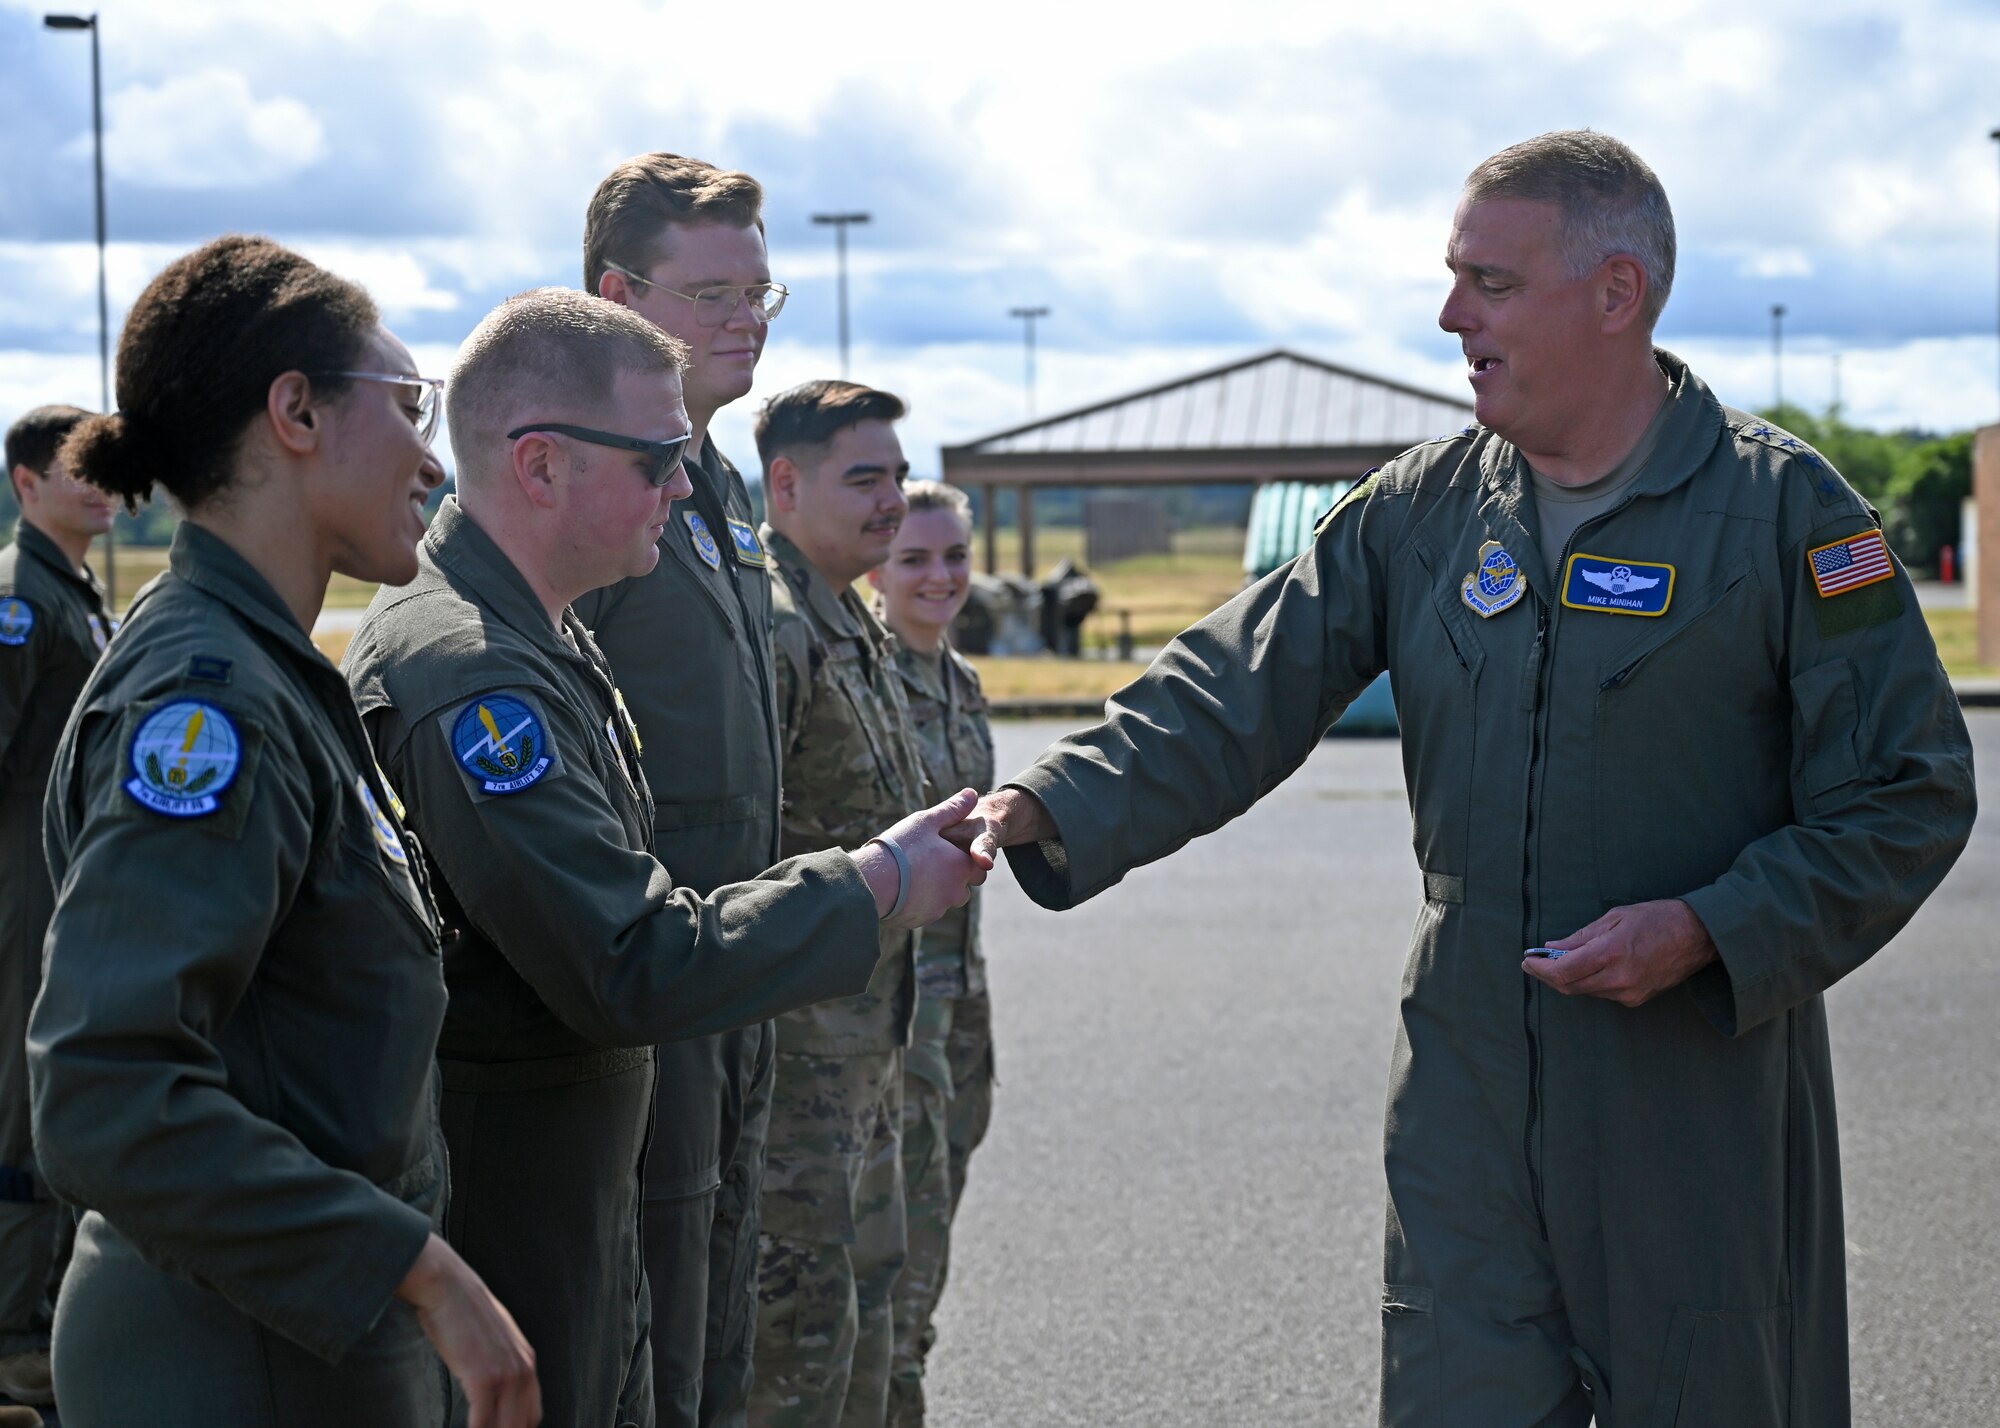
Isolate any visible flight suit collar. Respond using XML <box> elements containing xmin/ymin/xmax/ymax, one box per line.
<box><xmin>423</xmin><ymin>496</ymin><xmax>599</xmax><ymax>670</ymax></box>
<box><xmin>761</xmin><ymin>524</ymin><xmax>878</xmax><ymax>646</ymax></box>
<box><xmin>166</xmin><ymin>521</ymin><xmax>326</xmax><ymax>666</ymax></box>
<box><xmin>14</xmin><ymin>519</ymin><xmax>104</xmax><ymax>608</ymax></box>
<box><xmin>1472</xmin><ymin>348</ymin><xmax>1728</xmax><ymax>586</ymax></box>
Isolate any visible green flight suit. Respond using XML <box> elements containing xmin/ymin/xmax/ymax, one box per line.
<box><xmin>999</xmin><ymin>354</ymin><xmax>1976</xmax><ymax>1428</ymax></box>
<box><xmin>574</xmin><ymin>439</ymin><xmax>784</xmax><ymax>1428</ymax></box>
<box><xmin>750</xmin><ymin>526</ymin><xmax>930</xmax><ymax>1428</ymax></box>
<box><xmin>344</xmin><ymin>498</ymin><xmax>883</xmax><ymax>1428</ymax></box>
<box><xmin>886</xmin><ymin>641</ymin><xmax>996</xmax><ymax>1428</ymax></box>
<box><xmin>0</xmin><ymin>521</ymin><xmax>107</xmax><ymax>1354</ymax></box>
<box><xmin>31</xmin><ymin>522</ymin><xmax>450</xmax><ymax>1427</ymax></box>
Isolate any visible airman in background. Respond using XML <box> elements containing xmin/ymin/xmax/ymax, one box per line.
<box><xmin>0</xmin><ymin>403</ymin><xmax>112</xmax><ymax>1415</ymax></box>
<box><xmin>749</xmin><ymin>381</ymin><xmax>934</xmax><ymax>1428</ymax></box>
<box><xmin>866</xmin><ymin>481</ymin><xmax>997</xmax><ymax>1428</ymax></box>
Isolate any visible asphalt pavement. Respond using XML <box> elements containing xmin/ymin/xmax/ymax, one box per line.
<box><xmin>924</xmin><ymin>714</ymin><xmax>1999</xmax><ymax>1427</ymax></box>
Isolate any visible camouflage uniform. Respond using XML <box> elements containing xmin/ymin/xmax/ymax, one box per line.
<box><xmin>751</xmin><ymin>526</ymin><xmax>930</xmax><ymax>1428</ymax></box>
<box><xmin>885</xmin><ymin>643</ymin><xmax>994</xmax><ymax>1428</ymax></box>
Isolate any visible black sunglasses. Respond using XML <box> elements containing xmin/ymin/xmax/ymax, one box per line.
<box><xmin>507</xmin><ymin>423</ymin><xmax>691</xmax><ymax>487</ymax></box>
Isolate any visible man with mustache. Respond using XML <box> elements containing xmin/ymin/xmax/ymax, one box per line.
<box><xmin>749</xmin><ymin>380</ymin><xmax>934</xmax><ymax>1428</ymax></box>
<box><xmin>958</xmin><ymin>132</ymin><xmax>1975</xmax><ymax>1425</ymax></box>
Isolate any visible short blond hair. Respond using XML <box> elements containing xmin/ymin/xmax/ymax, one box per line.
<box><xmin>447</xmin><ymin>287</ymin><xmax>688</xmax><ymax>482</ymax></box>
<box><xmin>902</xmin><ymin>480</ymin><xmax>973</xmax><ymax>532</ymax></box>
<box><xmin>583</xmin><ymin>153</ymin><xmax>764</xmax><ymax>294</ymax></box>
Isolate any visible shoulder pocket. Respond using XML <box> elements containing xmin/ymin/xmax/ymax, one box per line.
<box><xmin>1789</xmin><ymin>659</ymin><xmax>1860</xmax><ymax>803</ymax></box>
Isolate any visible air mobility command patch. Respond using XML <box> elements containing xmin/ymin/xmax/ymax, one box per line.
<box><xmin>726</xmin><ymin>517</ymin><xmax>768</xmax><ymax>567</ymax></box>
<box><xmin>684</xmin><ymin>511</ymin><xmax>723</xmax><ymax>570</ymax></box>
<box><xmin>0</xmin><ymin>597</ymin><xmax>34</xmax><ymax>646</ymax></box>
<box><xmin>1561</xmin><ymin>554</ymin><xmax>1675</xmax><ymax>616</ymax></box>
<box><xmin>356</xmin><ymin>775</ymin><xmax>409</xmax><ymax>864</ymax></box>
<box><xmin>1807</xmin><ymin>529</ymin><xmax>1904</xmax><ymax>637</ymax></box>
<box><xmin>1460</xmin><ymin>541</ymin><xmax>1525</xmax><ymax>618</ymax></box>
<box><xmin>125</xmin><ymin>700</ymin><xmax>242</xmax><ymax>818</ymax></box>
<box><xmin>448</xmin><ymin>692</ymin><xmax>558</xmax><ymax>795</ymax></box>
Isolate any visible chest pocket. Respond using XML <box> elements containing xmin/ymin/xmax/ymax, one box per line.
<box><xmin>663</xmin><ymin>522</ymin><xmax>743</xmax><ymax>634</ymax></box>
<box><xmin>334</xmin><ymin>773</ymin><xmax>440</xmax><ymax>953</ymax></box>
<box><xmin>1590</xmin><ymin>563</ymin><xmax>1789</xmax><ymax>903</ymax></box>
<box><xmin>1388</xmin><ymin>540</ymin><xmax>1488</xmax><ymax>898</ymax></box>
<box><xmin>794</xmin><ymin>638</ymin><xmax>913</xmax><ymax>839</ymax></box>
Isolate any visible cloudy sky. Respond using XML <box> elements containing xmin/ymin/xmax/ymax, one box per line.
<box><xmin>4</xmin><ymin>0</ymin><xmax>1998</xmax><ymax>476</ymax></box>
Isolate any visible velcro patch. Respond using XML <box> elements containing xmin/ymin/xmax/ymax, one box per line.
<box><xmin>0</xmin><ymin>597</ymin><xmax>35</xmax><ymax>646</ymax></box>
<box><xmin>1561</xmin><ymin>554</ymin><xmax>1675</xmax><ymax>617</ymax></box>
<box><xmin>446</xmin><ymin>691</ymin><xmax>560</xmax><ymax>795</ymax></box>
<box><xmin>1807</xmin><ymin>531</ymin><xmax>1893</xmax><ymax>599</ymax></box>
<box><xmin>125</xmin><ymin>700</ymin><xmax>242</xmax><ymax>818</ymax></box>
<box><xmin>726</xmin><ymin>518</ymin><xmax>768</xmax><ymax>567</ymax></box>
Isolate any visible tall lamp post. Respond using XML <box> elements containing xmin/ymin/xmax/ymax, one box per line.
<box><xmin>1770</xmin><ymin>303</ymin><xmax>1787</xmax><ymax>413</ymax></box>
<box><xmin>44</xmin><ymin>11</ymin><xmax>114</xmax><ymax>607</ymax></box>
<box><xmin>1990</xmin><ymin>127</ymin><xmax>2000</xmax><ymax>418</ymax></box>
<box><xmin>811</xmin><ymin>212</ymin><xmax>870</xmax><ymax>378</ymax></box>
<box><xmin>1009</xmin><ymin>306</ymin><xmax>1050</xmax><ymax>417</ymax></box>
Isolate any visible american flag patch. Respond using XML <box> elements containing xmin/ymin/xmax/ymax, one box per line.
<box><xmin>1807</xmin><ymin>531</ymin><xmax>1893</xmax><ymax>598</ymax></box>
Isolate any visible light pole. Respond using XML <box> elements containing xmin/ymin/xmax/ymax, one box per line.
<box><xmin>1770</xmin><ymin>303</ymin><xmax>1786</xmax><ymax>412</ymax></box>
<box><xmin>811</xmin><ymin>212</ymin><xmax>869</xmax><ymax>378</ymax></box>
<box><xmin>44</xmin><ymin>11</ymin><xmax>114</xmax><ymax>607</ymax></box>
<box><xmin>1990</xmin><ymin>127</ymin><xmax>1999</xmax><ymax>418</ymax></box>
<box><xmin>1009</xmin><ymin>306</ymin><xmax>1049</xmax><ymax>417</ymax></box>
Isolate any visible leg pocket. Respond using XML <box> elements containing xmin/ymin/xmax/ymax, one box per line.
<box><xmin>1652</xmin><ymin>1303</ymin><xmax>1791</xmax><ymax>1428</ymax></box>
<box><xmin>1380</xmin><ymin>1284</ymin><xmax>1440</xmax><ymax>1428</ymax></box>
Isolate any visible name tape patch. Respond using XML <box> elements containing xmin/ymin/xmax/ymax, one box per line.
<box><xmin>0</xmin><ymin>597</ymin><xmax>35</xmax><ymax>646</ymax></box>
<box><xmin>450</xmin><ymin>693</ymin><xmax>555</xmax><ymax>794</ymax></box>
<box><xmin>1807</xmin><ymin>531</ymin><xmax>1893</xmax><ymax>598</ymax></box>
<box><xmin>1561</xmin><ymin>554</ymin><xmax>1675</xmax><ymax>617</ymax></box>
<box><xmin>125</xmin><ymin>700</ymin><xmax>242</xmax><ymax>818</ymax></box>
<box><xmin>726</xmin><ymin>518</ymin><xmax>767</xmax><ymax>567</ymax></box>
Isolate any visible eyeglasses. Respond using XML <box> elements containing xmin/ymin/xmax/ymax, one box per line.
<box><xmin>316</xmin><ymin>372</ymin><xmax>445</xmax><ymax>444</ymax></box>
<box><xmin>602</xmin><ymin>261</ymin><xmax>789</xmax><ymax>327</ymax></box>
<box><xmin>506</xmin><ymin>423</ymin><xmax>692</xmax><ymax>488</ymax></box>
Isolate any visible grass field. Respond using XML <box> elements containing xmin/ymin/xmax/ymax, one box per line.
<box><xmin>114</xmin><ymin>534</ymin><xmax>2000</xmax><ymax>690</ymax></box>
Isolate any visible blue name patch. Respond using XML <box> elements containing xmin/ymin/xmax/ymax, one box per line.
<box><xmin>450</xmin><ymin>693</ymin><xmax>555</xmax><ymax>794</ymax></box>
<box><xmin>725</xmin><ymin>518</ymin><xmax>767</xmax><ymax>567</ymax></box>
<box><xmin>1561</xmin><ymin>553</ymin><xmax>1675</xmax><ymax>617</ymax></box>
<box><xmin>0</xmin><ymin>597</ymin><xmax>34</xmax><ymax>646</ymax></box>
<box><xmin>125</xmin><ymin>700</ymin><xmax>242</xmax><ymax>817</ymax></box>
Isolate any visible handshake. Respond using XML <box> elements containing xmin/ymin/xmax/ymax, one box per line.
<box><xmin>851</xmin><ymin>787</ymin><xmax>1054</xmax><ymax>930</ymax></box>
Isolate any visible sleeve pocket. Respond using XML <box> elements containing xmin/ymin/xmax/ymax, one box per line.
<box><xmin>1789</xmin><ymin>659</ymin><xmax>1861</xmax><ymax>803</ymax></box>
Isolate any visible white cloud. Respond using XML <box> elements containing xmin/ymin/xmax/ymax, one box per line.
<box><xmin>85</xmin><ymin>70</ymin><xmax>326</xmax><ymax>190</ymax></box>
<box><xmin>1737</xmin><ymin>248</ymin><xmax>1815</xmax><ymax>281</ymax></box>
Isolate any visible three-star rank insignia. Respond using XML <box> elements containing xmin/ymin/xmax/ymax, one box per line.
<box><xmin>684</xmin><ymin>511</ymin><xmax>722</xmax><ymax>570</ymax></box>
<box><xmin>1460</xmin><ymin>541</ymin><xmax>1525</xmax><ymax>619</ymax></box>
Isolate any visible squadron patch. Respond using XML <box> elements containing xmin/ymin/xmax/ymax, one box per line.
<box><xmin>356</xmin><ymin>776</ymin><xmax>409</xmax><ymax>864</ymax></box>
<box><xmin>124</xmin><ymin>700</ymin><xmax>242</xmax><ymax>818</ymax></box>
<box><xmin>1561</xmin><ymin>554</ymin><xmax>1675</xmax><ymax>616</ymax></box>
<box><xmin>450</xmin><ymin>692</ymin><xmax>556</xmax><ymax>794</ymax></box>
<box><xmin>87</xmin><ymin>614</ymin><xmax>110</xmax><ymax>652</ymax></box>
<box><xmin>684</xmin><ymin>511</ymin><xmax>723</xmax><ymax>570</ymax></box>
<box><xmin>0</xmin><ymin>598</ymin><xmax>34</xmax><ymax>646</ymax></box>
<box><xmin>726</xmin><ymin>518</ymin><xmax>768</xmax><ymax>567</ymax></box>
<box><xmin>1459</xmin><ymin>541</ymin><xmax>1525</xmax><ymax>619</ymax></box>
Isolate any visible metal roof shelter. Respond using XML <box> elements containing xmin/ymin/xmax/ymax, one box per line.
<box><xmin>940</xmin><ymin>347</ymin><xmax>1475</xmax><ymax>574</ymax></box>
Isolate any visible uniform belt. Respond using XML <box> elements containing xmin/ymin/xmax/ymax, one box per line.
<box><xmin>438</xmin><ymin>1045</ymin><xmax>653</xmax><ymax>1093</ymax></box>
<box><xmin>653</xmin><ymin>792</ymin><xmax>761</xmax><ymax>832</ymax></box>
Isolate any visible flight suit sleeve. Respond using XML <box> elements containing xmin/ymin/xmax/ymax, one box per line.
<box><xmin>382</xmin><ymin>684</ymin><xmax>881</xmax><ymax>1048</ymax></box>
<box><xmin>1678</xmin><ymin>515</ymin><xmax>1977</xmax><ymax>1036</ymax></box>
<box><xmin>1003</xmin><ymin>479</ymin><xmax>1394</xmax><ymax>908</ymax></box>
<box><xmin>27</xmin><ymin>696</ymin><xmax>433</xmax><ymax>1365</ymax></box>
<box><xmin>0</xmin><ymin>600</ymin><xmax>48</xmax><ymax>761</ymax></box>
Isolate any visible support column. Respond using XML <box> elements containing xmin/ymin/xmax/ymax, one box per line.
<box><xmin>983</xmin><ymin>484</ymin><xmax>999</xmax><ymax>576</ymax></box>
<box><xmin>1019</xmin><ymin>486</ymin><xmax>1037</xmax><ymax>579</ymax></box>
<box><xmin>1976</xmin><ymin>424</ymin><xmax>2000</xmax><ymax>666</ymax></box>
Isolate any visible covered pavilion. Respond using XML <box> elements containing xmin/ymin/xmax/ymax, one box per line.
<box><xmin>939</xmin><ymin>347</ymin><xmax>1475</xmax><ymax>574</ymax></box>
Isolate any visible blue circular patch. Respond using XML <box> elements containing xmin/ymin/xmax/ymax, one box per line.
<box><xmin>124</xmin><ymin>700</ymin><xmax>242</xmax><ymax>818</ymax></box>
<box><xmin>0</xmin><ymin>598</ymin><xmax>34</xmax><ymax>646</ymax></box>
<box><xmin>451</xmin><ymin>693</ymin><xmax>554</xmax><ymax>794</ymax></box>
